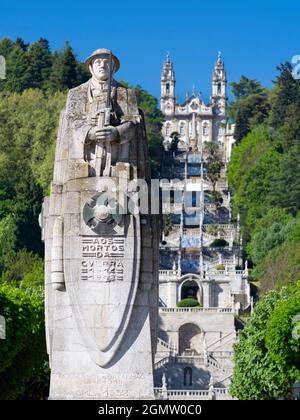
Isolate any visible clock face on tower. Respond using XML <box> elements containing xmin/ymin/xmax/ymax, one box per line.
<box><xmin>164</xmin><ymin>101</ymin><xmax>174</xmax><ymax>115</ymax></box>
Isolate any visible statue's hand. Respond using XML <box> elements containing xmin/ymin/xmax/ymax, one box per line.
<box><xmin>88</xmin><ymin>126</ymin><xmax>120</xmax><ymax>143</ymax></box>
<box><xmin>97</xmin><ymin>126</ymin><xmax>120</xmax><ymax>143</ymax></box>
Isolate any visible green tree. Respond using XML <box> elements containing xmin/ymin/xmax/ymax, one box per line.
<box><xmin>0</xmin><ymin>89</ymin><xmax>66</xmax><ymax>255</ymax></box>
<box><xmin>0</xmin><ymin>38</ymin><xmax>15</xmax><ymax>58</ymax></box>
<box><xmin>47</xmin><ymin>42</ymin><xmax>88</xmax><ymax>91</ymax></box>
<box><xmin>266</xmin><ymin>290</ymin><xmax>300</xmax><ymax>386</ymax></box>
<box><xmin>3</xmin><ymin>44</ymin><xmax>32</xmax><ymax>93</ymax></box>
<box><xmin>204</xmin><ymin>142</ymin><xmax>223</xmax><ymax>191</ymax></box>
<box><xmin>134</xmin><ymin>85</ymin><xmax>163</xmax><ymax>176</ymax></box>
<box><xmin>234</xmin><ymin>93</ymin><xmax>270</xmax><ymax>142</ymax></box>
<box><xmin>252</xmin><ymin>241</ymin><xmax>300</xmax><ymax>292</ymax></box>
<box><xmin>0</xmin><ymin>215</ymin><xmax>17</xmax><ymax>273</ymax></box>
<box><xmin>269</xmin><ymin>62</ymin><xmax>300</xmax><ymax>129</ymax></box>
<box><xmin>268</xmin><ymin>145</ymin><xmax>300</xmax><ymax>215</ymax></box>
<box><xmin>230</xmin><ymin>76</ymin><xmax>264</xmax><ymax>100</ymax></box>
<box><xmin>246</xmin><ymin>208</ymin><xmax>293</xmax><ymax>265</ymax></box>
<box><xmin>230</xmin><ymin>287</ymin><xmax>299</xmax><ymax>400</ymax></box>
<box><xmin>278</xmin><ymin>103</ymin><xmax>300</xmax><ymax>151</ymax></box>
<box><xmin>0</xmin><ymin>284</ymin><xmax>46</xmax><ymax>400</ymax></box>
<box><xmin>0</xmin><ymin>250</ymin><xmax>43</xmax><ymax>287</ymax></box>
<box><xmin>27</xmin><ymin>38</ymin><xmax>52</xmax><ymax>90</ymax></box>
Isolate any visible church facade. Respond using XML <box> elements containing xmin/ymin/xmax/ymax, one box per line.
<box><xmin>160</xmin><ymin>52</ymin><xmax>235</xmax><ymax>161</ymax></box>
<box><xmin>154</xmin><ymin>53</ymin><xmax>250</xmax><ymax>400</ymax></box>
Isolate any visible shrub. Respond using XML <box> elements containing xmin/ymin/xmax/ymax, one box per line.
<box><xmin>177</xmin><ymin>298</ymin><xmax>202</xmax><ymax>308</ymax></box>
<box><xmin>210</xmin><ymin>239</ymin><xmax>229</xmax><ymax>248</ymax></box>
<box><xmin>230</xmin><ymin>285</ymin><xmax>300</xmax><ymax>400</ymax></box>
<box><xmin>0</xmin><ymin>284</ymin><xmax>47</xmax><ymax>399</ymax></box>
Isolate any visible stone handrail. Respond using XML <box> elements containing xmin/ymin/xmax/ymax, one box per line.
<box><xmin>203</xmin><ymin>224</ymin><xmax>235</xmax><ymax>231</ymax></box>
<box><xmin>207</xmin><ymin>357</ymin><xmax>228</xmax><ymax>373</ymax></box>
<box><xmin>167</xmin><ymin>390</ymin><xmax>210</xmax><ymax>397</ymax></box>
<box><xmin>203</xmin><ymin>233</ymin><xmax>234</xmax><ymax>242</ymax></box>
<box><xmin>154</xmin><ymin>387</ymin><xmax>231</xmax><ymax>400</ymax></box>
<box><xmin>206</xmin><ymin>331</ymin><xmax>236</xmax><ymax>350</ymax></box>
<box><xmin>154</xmin><ymin>357</ymin><xmax>170</xmax><ymax>369</ymax></box>
<box><xmin>206</xmin><ymin>246</ymin><xmax>239</xmax><ymax>252</ymax></box>
<box><xmin>214</xmin><ymin>388</ymin><xmax>230</xmax><ymax>395</ymax></box>
<box><xmin>159</xmin><ymin>307</ymin><xmax>233</xmax><ymax>314</ymax></box>
<box><xmin>157</xmin><ymin>337</ymin><xmax>177</xmax><ymax>352</ymax></box>
<box><xmin>175</xmin><ymin>356</ymin><xmax>205</xmax><ymax>365</ymax></box>
<box><xmin>154</xmin><ymin>354</ymin><xmax>231</xmax><ymax>373</ymax></box>
<box><xmin>159</xmin><ymin>270</ymin><xmax>176</xmax><ymax>277</ymax></box>
<box><xmin>206</xmin><ymin>258</ymin><xmax>236</xmax><ymax>267</ymax></box>
<box><xmin>206</xmin><ymin>269</ymin><xmax>245</xmax><ymax>276</ymax></box>
<box><xmin>208</xmin><ymin>351</ymin><xmax>234</xmax><ymax>357</ymax></box>
<box><xmin>217</xmin><ymin>373</ymin><xmax>233</xmax><ymax>383</ymax></box>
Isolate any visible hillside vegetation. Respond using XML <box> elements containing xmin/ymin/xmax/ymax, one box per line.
<box><xmin>229</xmin><ymin>64</ymin><xmax>300</xmax><ymax>399</ymax></box>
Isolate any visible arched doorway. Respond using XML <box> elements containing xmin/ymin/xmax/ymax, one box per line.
<box><xmin>181</xmin><ymin>280</ymin><xmax>201</xmax><ymax>302</ymax></box>
<box><xmin>179</xmin><ymin>323</ymin><xmax>203</xmax><ymax>355</ymax></box>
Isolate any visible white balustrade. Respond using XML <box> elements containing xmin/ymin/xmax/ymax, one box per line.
<box><xmin>159</xmin><ymin>307</ymin><xmax>233</xmax><ymax>314</ymax></box>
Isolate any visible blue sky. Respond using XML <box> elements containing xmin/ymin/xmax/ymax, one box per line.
<box><xmin>1</xmin><ymin>0</ymin><xmax>299</xmax><ymax>102</ymax></box>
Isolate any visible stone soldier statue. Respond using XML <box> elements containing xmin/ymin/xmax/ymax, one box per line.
<box><xmin>42</xmin><ymin>49</ymin><xmax>159</xmax><ymax>400</ymax></box>
<box><xmin>53</xmin><ymin>48</ymin><xmax>150</xmax><ymax>183</ymax></box>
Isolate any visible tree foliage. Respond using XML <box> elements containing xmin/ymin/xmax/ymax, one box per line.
<box><xmin>0</xmin><ymin>37</ymin><xmax>89</xmax><ymax>93</ymax></box>
<box><xmin>204</xmin><ymin>142</ymin><xmax>223</xmax><ymax>190</ymax></box>
<box><xmin>228</xmin><ymin>76</ymin><xmax>269</xmax><ymax>135</ymax></box>
<box><xmin>228</xmin><ymin>61</ymin><xmax>300</xmax><ymax>293</ymax></box>
<box><xmin>230</xmin><ymin>76</ymin><xmax>265</xmax><ymax>100</ymax></box>
<box><xmin>0</xmin><ymin>89</ymin><xmax>66</xmax><ymax>255</ymax></box>
<box><xmin>231</xmin><ymin>286</ymin><xmax>300</xmax><ymax>400</ymax></box>
<box><xmin>0</xmin><ymin>284</ymin><xmax>46</xmax><ymax>400</ymax></box>
<box><xmin>133</xmin><ymin>85</ymin><xmax>163</xmax><ymax>176</ymax></box>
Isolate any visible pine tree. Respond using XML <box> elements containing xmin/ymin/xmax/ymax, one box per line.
<box><xmin>15</xmin><ymin>37</ymin><xmax>28</xmax><ymax>52</ymax></box>
<box><xmin>48</xmin><ymin>42</ymin><xmax>79</xmax><ymax>91</ymax></box>
<box><xmin>269</xmin><ymin>62</ymin><xmax>300</xmax><ymax>129</ymax></box>
<box><xmin>0</xmin><ymin>37</ymin><xmax>15</xmax><ymax>58</ymax></box>
<box><xmin>234</xmin><ymin>93</ymin><xmax>270</xmax><ymax>142</ymax></box>
<box><xmin>4</xmin><ymin>44</ymin><xmax>32</xmax><ymax>92</ymax></box>
<box><xmin>230</xmin><ymin>75</ymin><xmax>264</xmax><ymax>100</ymax></box>
<box><xmin>27</xmin><ymin>38</ymin><xmax>52</xmax><ymax>89</ymax></box>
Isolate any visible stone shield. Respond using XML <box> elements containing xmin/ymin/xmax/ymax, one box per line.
<box><xmin>63</xmin><ymin>181</ymin><xmax>141</xmax><ymax>368</ymax></box>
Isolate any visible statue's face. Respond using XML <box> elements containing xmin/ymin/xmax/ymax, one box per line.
<box><xmin>90</xmin><ymin>56</ymin><xmax>111</xmax><ymax>81</ymax></box>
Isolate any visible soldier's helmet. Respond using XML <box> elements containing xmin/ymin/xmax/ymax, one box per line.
<box><xmin>85</xmin><ymin>49</ymin><xmax>120</xmax><ymax>73</ymax></box>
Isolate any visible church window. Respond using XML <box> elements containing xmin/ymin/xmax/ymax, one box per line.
<box><xmin>203</xmin><ymin>122</ymin><xmax>209</xmax><ymax>136</ymax></box>
<box><xmin>179</xmin><ymin>123</ymin><xmax>185</xmax><ymax>136</ymax></box>
<box><xmin>166</xmin><ymin>124</ymin><xmax>171</xmax><ymax>136</ymax></box>
<box><xmin>166</xmin><ymin>83</ymin><xmax>170</xmax><ymax>94</ymax></box>
<box><xmin>217</xmin><ymin>83</ymin><xmax>222</xmax><ymax>94</ymax></box>
<box><xmin>184</xmin><ymin>367</ymin><xmax>193</xmax><ymax>386</ymax></box>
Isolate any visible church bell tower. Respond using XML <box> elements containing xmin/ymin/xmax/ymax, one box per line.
<box><xmin>211</xmin><ymin>51</ymin><xmax>227</xmax><ymax>116</ymax></box>
<box><xmin>160</xmin><ymin>52</ymin><xmax>176</xmax><ymax>116</ymax></box>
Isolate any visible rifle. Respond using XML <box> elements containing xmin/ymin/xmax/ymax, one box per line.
<box><xmin>103</xmin><ymin>52</ymin><xmax>113</xmax><ymax>177</ymax></box>
<box><xmin>95</xmin><ymin>51</ymin><xmax>113</xmax><ymax>177</ymax></box>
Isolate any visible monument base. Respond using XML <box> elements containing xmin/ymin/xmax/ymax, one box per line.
<box><xmin>47</xmin><ymin>287</ymin><xmax>156</xmax><ymax>400</ymax></box>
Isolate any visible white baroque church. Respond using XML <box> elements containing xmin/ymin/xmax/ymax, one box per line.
<box><xmin>160</xmin><ymin>51</ymin><xmax>235</xmax><ymax>161</ymax></box>
<box><xmin>154</xmin><ymin>53</ymin><xmax>251</xmax><ymax>400</ymax></box>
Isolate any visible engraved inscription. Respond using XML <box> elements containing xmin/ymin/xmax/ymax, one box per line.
<box><xmin>81</xmin><ymin>237</ymin><xmax>125</xmax><ymax>282</ymax></box>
